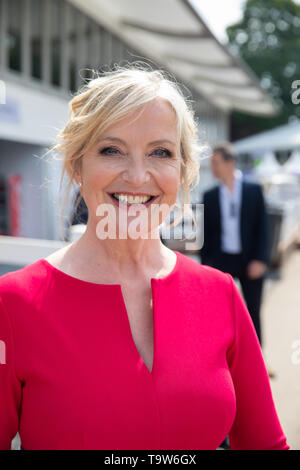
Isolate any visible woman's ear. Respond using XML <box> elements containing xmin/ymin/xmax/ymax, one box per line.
<box><xmin>73</xmin><ymin>169</ymin><xmax>81</xmax><ymax>186</ymax></box>
<box><xmin>73</xmin><ymin>156</ymin><xmax>83</xmax><ymax>185</ymax></box>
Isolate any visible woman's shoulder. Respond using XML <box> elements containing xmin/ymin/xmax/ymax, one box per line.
<box><xmin>42</xmin><ymin>243</ymin><xmax>72</xmax><ymax>268</ymax></box>
<box><xmin>177</xmin><ymin>251</ymin><xmax>232</xmax><ymax>286</ymax></box>
<box><xmin>0</xmin><ymin>259</ymin><xmax>49</xmax><ymax>302</ymax></box>
<box><xmin>0</xmin><ymin>241</ymin><xmax>73</xmax><ymax>295</ymax></box>
<box><xmin>175</xmin><ymin>253</ymin><xmax>235</xmax><ymax>319</ymax></box>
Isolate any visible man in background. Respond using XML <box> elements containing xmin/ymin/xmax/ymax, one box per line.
<box><xmin>201</xmin><ymin>142</ymin><xmax>270</xmax><ymax>349</ymax></box>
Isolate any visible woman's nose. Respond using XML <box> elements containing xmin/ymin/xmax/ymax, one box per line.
<box><xmin>122</xmin><ymin>156</ymin><xmax>151</xmax><ymax>186</ymax></box>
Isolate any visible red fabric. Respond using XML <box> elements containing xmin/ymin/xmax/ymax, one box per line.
<box><xmin>0</xmin><ymin>251</ymin><xmax>289</xmax><ymax>450</ymax></box>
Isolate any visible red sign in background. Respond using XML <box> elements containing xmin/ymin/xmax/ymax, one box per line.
<box><xmin>8</xmin><ymin>174</ymin><xmax>21</xmax><ymax>236</ymax></box>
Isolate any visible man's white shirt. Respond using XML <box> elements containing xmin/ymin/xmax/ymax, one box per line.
<box><xmin>219</xmin><ymin>170</ymin><xmax>243</xmax><ymax>254</ymax></box>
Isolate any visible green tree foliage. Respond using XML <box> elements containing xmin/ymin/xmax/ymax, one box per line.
<box><xmin>226</xmin><ymin>0</ymin><xmax>300</xmax><ymax>140</ymax></box>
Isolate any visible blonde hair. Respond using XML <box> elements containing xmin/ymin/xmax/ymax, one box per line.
<box><xmin>47</xmin><ymin>64</ymin><xmax>202</xmax><ymax>240</ymax></box>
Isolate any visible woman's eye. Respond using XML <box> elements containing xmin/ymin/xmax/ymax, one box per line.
<box><xmin>151</xmin><ymin>148</ymin><xmax>173</xmax><ymax>158</ymax></box>
<box><xmin>99</xmin><ymin>146</ymin><xmax>172</xmax><ymax>158</ymax></box>
<box><xmin>99</xmin><ymin>146</ymin><xmax>121</xmax><ymax>156</ymax></box>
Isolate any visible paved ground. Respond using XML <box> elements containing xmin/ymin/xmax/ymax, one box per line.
<box><xmin>261</xmin><ymin>250</ymin><xmax>300</xmax><ymax>450</ymax></box>
<box><xmin>10</xmin><ymin>250</ymin><xmax>300</xmax><ymax>450</ymax></box>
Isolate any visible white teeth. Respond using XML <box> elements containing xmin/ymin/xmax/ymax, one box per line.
<box><xmin>113</xmin><ymin>194</ymin><xmax>152</xmax><ymax>204</ymax></box>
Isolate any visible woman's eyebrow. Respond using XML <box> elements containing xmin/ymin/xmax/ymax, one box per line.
<box><xmin>98</xmin><ymin>137</ymin><xmax>176</xmax><ymax>146</ymax></box>
<box><xmin>148</xmin><ymin>139</ymin><xmax>176</xmax><ymax>146</ymax></box>
<box><xmin>97</xmin><ymin>137</ymin><xmax>125</xmax><ymax>144</ymax></box>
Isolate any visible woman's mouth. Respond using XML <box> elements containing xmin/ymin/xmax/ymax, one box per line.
<box><xmin>108</xmin><ymin>193</ymin><xmax>159</xmax><ymax>209</ymax></box>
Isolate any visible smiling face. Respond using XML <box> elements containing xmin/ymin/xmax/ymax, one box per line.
<box><xmin>74</xmin><ymin>98</ymin><xmax>182</xmax><ymax>238</ymax></box>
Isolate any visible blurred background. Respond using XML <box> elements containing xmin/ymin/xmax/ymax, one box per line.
<box><xmin>0</xmin><ymin>0</ymin><xmax>299</xmax><ymax>450</ymax></box>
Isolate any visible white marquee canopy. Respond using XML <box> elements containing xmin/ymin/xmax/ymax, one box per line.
<box><xmin>69</xmin><ymin>0</ymin><xmax>276</xmax><ymax>116</ymax></box>
<box><xmin>234</xmin><ymin>122</ymin><xmax>300</xmax><ymax>154</ymax></box>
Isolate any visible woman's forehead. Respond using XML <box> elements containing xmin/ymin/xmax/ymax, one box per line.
<box><xmin>97</xmin><ymin>99</ymin><xmax>178</xmax><ymax>140</ymax></box>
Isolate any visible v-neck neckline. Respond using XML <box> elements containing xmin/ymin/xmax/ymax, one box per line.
<box><xmin>117</xmin><ymin>278</ymin><xmax>159</xmax><ymax>377</ymax></box>
<box><xmin>39</xmin><ymin>251</ymin><xmax>182</xmax><ymax>379</ymax></box>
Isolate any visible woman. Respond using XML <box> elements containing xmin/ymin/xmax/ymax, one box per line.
<box><xmin>0</xmin><ymin>67</ymin><xmax>289</xmax><ymax>450</ymax></box>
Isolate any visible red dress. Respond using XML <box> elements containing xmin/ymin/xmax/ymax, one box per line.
<box><xmin>0</xmin><ymin>251</ymin><xmax>289</xmax><ymax>449</ymax></box>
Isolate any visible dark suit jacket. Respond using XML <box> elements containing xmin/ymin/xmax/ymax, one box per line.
<box><xmin>201</xmin><ymin>181</ymin><xmax>270</xmax><ymax>268</ymax></box>
<box><xmin>71</xmin><ymin>191</ymin><xmax>88</xmax><ymax>225</ymax></box>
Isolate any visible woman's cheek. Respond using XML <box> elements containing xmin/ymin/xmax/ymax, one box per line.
<box><xmin>86</xmin><ymin>165</ymin><xmax>115</xmax><ymax>187</ymax></box>
<box><xmin>161</xmin><ymin>166</ymin><xmax>181</xmax><ymax>191</ymax></box>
